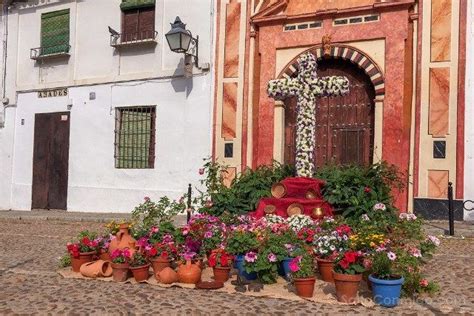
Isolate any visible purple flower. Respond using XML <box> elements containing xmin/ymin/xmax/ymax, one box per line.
<box><xmin>244</xmin><ymin>251</ymin><xmax>257</xmax><ymax>263</ymax></box>
<box><xmin>183</xmin><ymin>251</ymin><xmax>196</xmax><ymax>261</ymax></box>
<box><xmin>162</xmin><ymin>234</ymin><xmax>173</xmax><ymax>243</ymax></box>
<box><xmin>204</xmin><ymin>231</ymin><xmax>213</xmax><ymax>238</ymax></box>
<box><xmin>267</xmin><ymin>253</ymin><xmax>277</xmax><ymax>263</ymax></box>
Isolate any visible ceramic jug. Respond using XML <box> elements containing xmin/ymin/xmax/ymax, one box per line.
<box><xmin>108</xmin><ymin>223</ymin><xmax>136</xmax><ymax>255</ymax></box>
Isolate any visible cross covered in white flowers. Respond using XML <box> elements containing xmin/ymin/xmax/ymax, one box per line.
<box><xmin>268</xmin><ymin>52</ymin><xmax>350</xmax><ymax>177</ymax></box>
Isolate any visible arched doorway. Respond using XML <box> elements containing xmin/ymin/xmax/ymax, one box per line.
<box><xmin>284</xmin><ymin>58</ymin><xmax>376</xmax><ymax>167</ymax></box>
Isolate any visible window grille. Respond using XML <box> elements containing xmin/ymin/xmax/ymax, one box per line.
<box><xmin>334</xmin><ymin>14</ymin><xmax>379</xmax><ymax>27</ymax></box>
<box><xmin>284</xmin><ymin>21</ymin><xmax>322</xmax><ymax>32</ymax></box>
<box><xmin>115</xmin><ymin>106</ymin><xmax>156</xmax><ymax>169</ymax></box>
<box><xmin>41</xmin><ymin>9</ymin><xmax>70</xmax><ymax>56</ymax></box>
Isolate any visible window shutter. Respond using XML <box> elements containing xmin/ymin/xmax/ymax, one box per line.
<box><xmin>120</xmin><ymin>0</ymin><xmax>155</xmax><ymax>11</ymax></box>
<box><xmin>138</xmin><ymin>7</ymin><xmax>155</xmax><ymax>40</ymax></box>
<box><xmin>122</xmin><ymin>10</ymin><xmax>139</xmax><ymax>42</ymax></box>
<box><xmin>41</xmin><ymin>9</ymin><xmax>70</xmax><ymax>55</ymax></box>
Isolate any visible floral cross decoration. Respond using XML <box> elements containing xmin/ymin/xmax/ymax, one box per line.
<box><xmin>267</xmin><ymin>52</ymin><xmax>350</xmax><ymax>177</ymax></box>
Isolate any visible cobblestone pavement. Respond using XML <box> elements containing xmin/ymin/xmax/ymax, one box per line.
<box><xmin>0</xmin><ymin>218</ymin><xmax>473</xmax><ymax>315</ymax></box>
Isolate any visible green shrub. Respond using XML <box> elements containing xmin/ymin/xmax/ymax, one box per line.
<box><xmin>58</xmin><ymin>253</ymin><xmax>71</xmax><ymax>268</ymax></box>
<box><xmin>196</xmin><ymin>158</ymin><xmax>294</xmax><ymax>216</ymax></box>
<box><xmin>314</xmin><ymin>162</ymin><xmax>404</xmax><ymax>219</ymax></box>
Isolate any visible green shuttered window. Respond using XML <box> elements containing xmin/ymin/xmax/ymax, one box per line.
<box><xmin>41</xmin><ymin>9</ymin><xmax>70</xmax><ymax>56</ymax></box>
<box><xmin>120</xmin><ymin>0</ymin><xmax>155</xmax><ymax>10</ymax></box>
<box><xmin>115</xmin><ymin>106</ymin><xmax>156</xmax><ymax>169</ymax></box>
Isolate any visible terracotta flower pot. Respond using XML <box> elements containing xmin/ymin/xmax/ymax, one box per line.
<box><xmin>71</xmin><ymin>251</ymin><xmax>96</xmax><ymax>273</ymax></box>
<box><xmin>111</xmin><ymin>262</ymin><xmax>130</xmax><ymax>282</ymax></box>
<box><xmin>213</xmin><ymin>266</ymin><xmax>231</xmax><ymax>283</ymax></box>
<box><xmin>177</xmin><ymin>260</ymin><xmax>202</xmax><ymax>284</ymax></box>
<box><xmin>293</xmin><ymin>277</ymin><xmax>316</xmax><ymax>298</ymax></box>
<box><xmin>333</xmin><ymin>271</ymin><xmax>362</xmax><ymax>303</ymax></box>
<box><xmin>150</xmin><ymin>256</ymin><xmax>171</xmax><ymax>274</ymax></box>
<box><xmin>316</xmin><ymin>258</ymin><xmax>334</xmax><ymax>283</ymax></box>
<box><xmin>130</xmin><ymin>264</ymin><xmax>151</xmax><ymax>282</ymax></box>
<box><xmin>157</xmin><ymin>267</ymin><xmax>178</xmax><ymax>284</ymax></box>
<box><xmin>99</xmin><ymin>250</ymin><xmax>111</xmax><ymax>262</ymax></box>
<box><xmin>80</xmin><ymin>260</ymin><xmax>113</xmax><ymax>278</ymax></box>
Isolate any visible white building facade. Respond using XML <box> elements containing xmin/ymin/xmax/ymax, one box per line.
<box><xmin>0</xmin><ymin>0</ymin><xmax>215</xmax><ymax>212</ymax></box>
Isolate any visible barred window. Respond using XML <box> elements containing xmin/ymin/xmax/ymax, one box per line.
<box><xmin>115</xmin><ymin>106</ymin><xmax>156</xmax><ymax>169</ymax></box>
<box><xmin>41</xmin><ymin>9</ymin><xmax>70</xmax><ymax>56</ymax></box>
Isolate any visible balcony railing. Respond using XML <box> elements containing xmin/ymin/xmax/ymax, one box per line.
<box><xmin>110</xmin><ymin>30</ymin><xmax>158</xmax><ymax>48</ymax></box>
<box><xmin>30</xmin><ymin>44</ymin><xmax>71</xmax><ymax>60</ymax></box>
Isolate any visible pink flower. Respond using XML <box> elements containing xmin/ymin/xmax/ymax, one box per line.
<box><xmin>199</xmin><ymin>168</ymin><xmax>205</xmax><ymax>175</ymax></box>
<box><xmin>150</xmin><ymin>226</ymin><xmax>159</xmax><ymax>234</ymax></box>
<box><xmin>289</xmin><ymin>256</ymin><xmax>301</xmax><ymax>272</ymax></box>
<box><xmin>204</xmin><ymin>231</ymin><xmax>213</xmax><ymax>238</ymax></box>
<box><xmin>244</xmin><ymin>251</ymin><xmax>257</xmax><ymax>263</ymax></box>
<box><xmin>410</xmin><ymin>248</ymin><xmax>422</xmax><ymax>258</ymax></box>
<box><xmin>267</xmin><ymin>253</ymin><xmax>277</xmax><ymax>263</ymax></box>
<box><xmin>419</xmin><ymin>279</ymin><xmax>429</xmax><ymax>287</ymax></box>
<box><xmin>387</xmin><ymin>252</ymin><xmax>397</xmax><ymax>261</ymax></box>
<box><xmin>144</xmin><ymin>196</ymin><xmax>151</xmax><ymax>202</ymax></box>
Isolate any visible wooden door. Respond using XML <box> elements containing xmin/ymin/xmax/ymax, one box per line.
<box><xmin>284</xmin><ymin>58</ymin><xmax>375</xmax><ymax>168</ymax></box>
<box><xmin>32</xmin><ymin>112</ymin><xmax>70</xmax><ymax>210</ymax></box>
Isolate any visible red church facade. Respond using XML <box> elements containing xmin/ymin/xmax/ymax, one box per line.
<box><xmin>212</xmin><ymin>0</ymin><xmax>467</xmax><ymax>218</ymax></box>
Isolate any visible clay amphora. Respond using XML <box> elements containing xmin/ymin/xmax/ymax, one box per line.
<box><xmin>157</xmin><ymin>267</ymin><xmax>178</xmax><ymax>284</ymax></box>
<box><xmin>111</xmin><ymin>262</ymin><xmax>130</xmax><ymax>282</ymax></box>
<box><xmin>80</xmin><ymin>260</ymin><xmax>113</xmax><ymax>278</ymax></box>
<box><xmin>108</xmin><ymin>224</ymin><xmax>136</xmax><ymax>255</ymax></box>
<box><xmin>71</xmin><ymin>251</ymin><xmax>96</xmax><ymax>273</ymax></box>
<box><xmin>177</xmin><ymin>260</ymin><xmax>201</xmax><ymax>284</ymax></box>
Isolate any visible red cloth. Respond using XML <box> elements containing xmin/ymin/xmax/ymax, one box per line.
<box><xmin>276</xmin><ymin>177</ymin><xmax>326</xmax><ymax>199</ymax></box>
<box><xmin>252</xmin><ymin>197</ymin><xmax>333</xmax><ymax>219</ymax></box>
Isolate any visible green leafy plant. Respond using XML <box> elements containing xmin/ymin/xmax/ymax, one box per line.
<box><xmin>226</xmin><ymin>230</ymin><xmax>260</xmax><ymax>256</ymax></box>
<box><xmin>58</xmin><ymin>253</ymin><xmax>71</xmax><ymax>268</ymax></box>
<box><xmin>289</xmin><ymin>250</ymin><xmax>315</xmax><ymax>279</ymax></box>
<box><xmin>130</xmin><ymin>252</ymin><xmax>148</xmax><ymax>267</ymax></box>
<box><xmin>132</xmin><ymin>196</ymin><xmax>185</xmax><ymax>233</ymax></box>
<box><xmin>315</xmin><ymin>162</ymin><xmax>404</xmax><ymax>219</ymax></box>
<box><xmin>195</xmin><ymin>158</ymin><xmax>294</xmax><ymax>216</ymax></box>
<box><xmin>244</xmin><ymin>248</ymin><xmax>280</xmax><ymax>284</ymax></box>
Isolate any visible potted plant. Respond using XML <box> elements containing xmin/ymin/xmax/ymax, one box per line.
<box><xmin>208</xmin><ymin>249</ymin><xmax>233</xmax><ymax>283</ymax></box>
<box><xmin>96</xmin><ymin>235</ymin><xmax>112</xmax><ymax>261</ymax></box>
<box><xmin>148</xmin><ymin>234</ymin><xmax>177</xmax><ymax>274</ymax></box>
<box><xmin>313</xmin><ymin>224</ymin><xmax>351</xmax><ymax>282</ymax></box>
<box><xmin>67</xmin><ymin>231</ymin><xmax>99</xmax><ymax>272</ymax></box>
<box><xmin>332</xmin><ymin>250</ymin><xmax>365</xmax><ymax>303</ymax></box>
<box><xmin>110</xmin><ymin>249</ymin><xmax>131</xmax><ymax>282</ymax></box>
<box><xmin>129</xmin><ymin>252</ymin><xmax>150</xmax><ymax>282</ymax></box>
<box><xmin>288</xmin><ymin>251</ymin><xmax>316</xmax><ymax>298</ymax></box>
<box><xmin>226</xmin><ymin>230</ymin><xmax>260</xmax><ymax>280</ymax></box>
<box><xmin>368</xmin><ymin>250</ymin><xmax>405</xmax><ymax>307</ymax></box>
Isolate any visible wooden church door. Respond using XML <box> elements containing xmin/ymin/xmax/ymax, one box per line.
<box><xmin>284</xmin><ymin>58</ymin><xmax>375</xmax><ymax>168</ymax></box>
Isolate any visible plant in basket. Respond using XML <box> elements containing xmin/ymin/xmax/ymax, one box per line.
<box><xmin>244</xmin><ymin>247</ymin><xmax>281</xmax><ymax>284</ymax></box>
<box><xmin>129</xmin><ymin>252</ymin><xmax>150</xmax><ymax>282</ymax></box>
<box><xmin>208</xmin><ymin>249</ymin><xmax>234</xmax><ymax>283</ymax></box>
<box><xmin>332</xmin><ymin>250</ymin><xmax>365</xmax><ymax>303</ymax></box>
<box><xmin>110</xmin><ymin>249</ymin><xmax>131</xmax><ymax>282</ymax></box>
<box><xmin>288</xmin><ymin>249</ymin><xmax>316</xmax><ymax>298</ymax></box>
<box><xmin>67</xmin><ymin>230</ymin><xmax>99</xmax><ymax>272</ymax></box>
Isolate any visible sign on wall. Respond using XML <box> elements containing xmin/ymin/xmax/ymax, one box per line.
<box><xmin>38</xmin><ymin>88</ymin><xmax>68</xmax><ymax>98</ymax></box>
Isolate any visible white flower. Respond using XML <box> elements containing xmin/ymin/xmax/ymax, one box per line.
<box><xmin>387</xmin><ymin>252</ymin><xmax>397</xmax><ymax>261</ymax></box>
<box><xmin>373</xmin><ymin>203</ymin><xmax>387</xmax><ymax>211</ymax></box>
<box><xmin>427</xmin><ymin>235</ymin><xmax>440</xmax><ymax>247</ymax></box>
<box><xmin>361</xmin><ymin>214</ymin><xmax>370</xmax><ymax>221</ymax></box>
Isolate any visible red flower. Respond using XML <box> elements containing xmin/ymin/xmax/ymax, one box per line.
<box><xmin>344</xmin><ymin>251</ymin><xmax>358</xmax><ymax>264</ymax></box>
<box><xmin>339</xmin><ymin>259</ymin><xmax>350</xmax><ymax>269</ymax></box>
<box><xmin>148</xmin><ymin>247</ymin><xmax>157</xmax><ymax>257</ymax></box>
<box><xmin>208</xmin><ymin>255</ymin><xmax>217</xmax><ymax>268</ymax></box>
<box><xmin>335</xmin><ymin>224</ymin><xmax>352</xmax><ymax>236</ymax></box>
<box><xmin>364</xmin><ymin>187</ymin><xmax>371</xmax><ymax>193</ymax></box>
<box><xmin>81</xmin><ymin>237</ymin><xmax>90</xmax><ymax>246</ymax></box>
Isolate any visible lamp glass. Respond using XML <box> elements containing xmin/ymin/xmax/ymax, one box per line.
<box><xmin>180</xmin><ymin>32</ymin><xmax>192</xmax><ymax>52</ymax></box>
<box><xmin>166</xmin><ymin>32</ymin><xmax>182</xmax><ymax>52</ymax></box>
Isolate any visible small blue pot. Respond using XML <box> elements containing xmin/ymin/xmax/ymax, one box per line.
<box><xmin>278</xmin><ymin>257</ymin><xmax>294</xmax><ymax>277</ymax></box>
<box><xmin>369</xmin><ymin>274</ymin><xmax>405</xmax><ymax>307</ymax></box>
<box><xmin>234</xmin><ymin>255</ymin><xmax>257</xmax><ymax>281</ymax></box>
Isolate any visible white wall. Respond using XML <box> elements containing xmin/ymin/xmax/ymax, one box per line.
<box><xmin>465</xmin><ymin>0</ymin><xmax>474</xmax><ymax>221</ymax></box>
<box><xmin>1</xmin><ymin>0</ymin><xmax>214</xmax><ymax>212</ymax></box>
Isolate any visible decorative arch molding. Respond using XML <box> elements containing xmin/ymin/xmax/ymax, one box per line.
<box><xmin>278</xmin><ymin>44</ymin><xmax>385</xmax><ymax>98</ymax></box>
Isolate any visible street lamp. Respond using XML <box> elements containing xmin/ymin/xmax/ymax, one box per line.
<box><xmin>165</xmin><ymin>17</ymin><xmax>199</xmax><ymax>67</ymax></box>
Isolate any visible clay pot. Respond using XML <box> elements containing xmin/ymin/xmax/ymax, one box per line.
<box><xmin>71</xmin><ymin>251</ymin><xmax>96</xmax><ymax>273</ymax></box>
<box><xmin>99</xmin><ymin>250</ymin><xmax>111</xmax><ymax>262</ymax></box>
<box><xmin>111</xmin><ymin>262</ymin><xmax>130</xmax><ymax>282</ymax></box>
<box><xmin>177</xmin><ymin>260</ymin><xmax>202</xmax><ymax>284</ymax></box>
<box><xmin>150</xmin><ymin>256</ymin><xmax>171</xmax><ymax>274</ymax></box>
<box><xmin>333</xmin><ymin>271</ymin><xmax>362</xmax><ymax>303</ymax></box>
<box><xmin>316</xmin><ymin>257</ymin><xmax>334</xmax><ymax>283</ymax></box>
<box><xmin>213</xmin><ymin>266</ymin><xmax>231</xmax><ymax>283</ymax></box>
<box><xmin>108</xmin><ymin>224</ymin><xmax>136</xmax><ymax>255</ymax></box>
<box><xmin>157</xmin><ymin>267</ymin><xmax>178</xmax><ymax>284</ymax></box>
<box><xmin>293</xmin><ymin>277</ymin><xmax>316</xmax><ymax>298</ymax></box>
<box><xmin>80</xmin><ymin>260</ymin><xmax>113</xmax><ymax>278</ymax></box>
<box><xmin>130</xmin><ymin>264</ymin><xmax>150</xmax><ymax>282</ymax></box>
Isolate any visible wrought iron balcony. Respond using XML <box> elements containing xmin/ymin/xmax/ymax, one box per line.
<box><xmin>30</xmin><ymin>44</ymin><xmax>71</xmax><ymax>60</ymax></box>
<box><xmin>110</xmin><ymin>30</ymin><xmax>158</xmax><ymax>48</ymax></box>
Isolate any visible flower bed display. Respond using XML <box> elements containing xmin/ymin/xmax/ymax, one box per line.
<box><xmin>59</xmin><ymin>197</ymin><xmax>440</xmax><ymax>306</ymax></box>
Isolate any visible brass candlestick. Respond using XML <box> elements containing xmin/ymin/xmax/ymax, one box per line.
<box><xmin>313</xmin><ymin>207</ymin><xmax>324</xmax><ymax>218</ymax></box>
